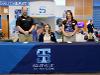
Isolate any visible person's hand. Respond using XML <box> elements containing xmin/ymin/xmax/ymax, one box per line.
<box><xmin>60</xmin><ymin>25</ymin><xmax>64</xmax><ymax>32</ymax></box>
<box><xmin>59</xmin><ymin>27</ymin><xmax>62</xmax><ymax>32</ymax></box>
<box><xmin>57</xmin><ymin>30</ymin><xmax>62</xmax><ymax>33</ymax></box>
<box><xmin>65</xmin><ymin>32</ymin><xmax>74</xmax><ymax>37</ymax></box>
<box><xmin>70</xmin><ymin>32</ymin><xmax>75</xmax><ymax>36</ymax></box>
<box><xmin>70</xmin><ymin>32</ymin><xmax>74</xmax><ymax>36</ymax></box>
<box><xmin>24</xmin><ymin>31</ymin><xmax>29</xmax><ymax>35</ymax></box>
<box><xmin>66</xmin><ymin>33</ymin><xmax>72</xmax><ymax>37</ymax></box>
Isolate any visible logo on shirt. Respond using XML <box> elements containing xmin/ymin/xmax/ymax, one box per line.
<box><xmin>65</xmin><ymin>22</ymin><xmax>74</xmax><ymax>32</ymax></box>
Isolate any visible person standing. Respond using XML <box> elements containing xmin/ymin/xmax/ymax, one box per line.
<box><xmin>16</xmin><ymin>6</ymin><xmax>35</xmax><ymax>42</ymax></box>
<box><xmin>87</xmin><ymin>20</ymin><xmax>94</xmax><ymax>40</ymax></box>
<box><xmin>61</xmin><ymin>10</ymin><xmax>77</xmax><ymax>42</ymax></box>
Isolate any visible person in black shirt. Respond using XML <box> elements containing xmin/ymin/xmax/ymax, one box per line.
<box><xmin>87</xmin><ymin>20</ymin><xmax>94</xmax><ymax>40</ymax></box>
<box><xmin>87</xmin><ymin>20</ymin><xmax>94</xmax><ymax>33</ymax></box>
<box><xmin>16</xmin><ymin>6</ymin><xmax>35</xmax><ymax>42</ymax></box>
<box><xmin>61</xmin><ymin>10</ymin><xmax>77</xmax><ymax>42</ymax></box>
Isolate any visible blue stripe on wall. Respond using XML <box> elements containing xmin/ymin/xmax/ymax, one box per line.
<box><xmin>93</xmin><ymin>0</ymin><xmax>100</xmax><ymax>28</ymax></box>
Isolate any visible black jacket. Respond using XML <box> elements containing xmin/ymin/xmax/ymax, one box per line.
<box><xmin>39</xmin><ymin>32</ymin><xmax>57</xmax><ymax>42</ymax></box>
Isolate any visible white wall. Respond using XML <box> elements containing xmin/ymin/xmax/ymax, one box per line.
<box><xmin>30</xmin><ymin>1</ymin><xmax>56</xmax><ymax>17</ymax></box>
<box><xmin>34</xmin><ymin>17</ymin><xmax>55</xmax><ymax>30</ymax></box>
<box><xmin>29</xmin><ymin>1</ymin><xmax>56</xmax><ymax>31</ymax></box>
<box><xmin>55</xmin><ymin>6</ymin><xmax>75</xmax><ymax>19</ymax></box>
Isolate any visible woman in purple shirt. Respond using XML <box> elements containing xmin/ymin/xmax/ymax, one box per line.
<box><xmin>61</xmin><ymin>10</ymin><xmax>77</xmax><ymax>42</ymax></box>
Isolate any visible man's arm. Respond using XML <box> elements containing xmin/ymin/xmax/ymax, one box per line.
<box><xmin>28</xmin><ymin>25</ymin><xmax>35</xmax><ymax>33</ymax></box>
<box><xmin>16</xmin><ymin>26</ymin><xmax>25</xmax><ymax>34</ymax></box>
<box><xmin>16</xmin><ymin>17</ymin><xmax>26</xmax><ymax>34</ymax></box>
<box><xmin>28</xmin><ymin>18</ymin><xmax>36</xmax><ymax>33</ymax></box>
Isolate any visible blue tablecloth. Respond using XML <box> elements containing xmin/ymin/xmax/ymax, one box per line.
<box><xmin>0</xmin><ymin>42</ymin><xmax>100</xmax><ymax>74</ymax></box>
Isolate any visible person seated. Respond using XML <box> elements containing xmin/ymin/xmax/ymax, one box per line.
<box><xmin>39</xmin><ymin>24</ymin><xmax>57</xmax><ymax>43</ymax></box>
<box><xmin>55</xmin><ymin>18</ymin><xmax>63</xmax><ymax>42</ymax></box>
<box><xmin>0</xmin><ymin>30</ymin><xmax>4</xmax><ymax>39</ymax></box>
<box><xmin>76</xmin><ymin>28</ymin><xmax>87</xmax><ymax>42</ymax></box>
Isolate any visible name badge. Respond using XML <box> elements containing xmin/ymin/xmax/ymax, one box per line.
<box><xmin>22</xmin><ymin>19</ymin><xmax>26</xmax><ymax>20</ymax></box>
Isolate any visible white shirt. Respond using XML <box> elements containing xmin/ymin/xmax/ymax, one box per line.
<box><xmin>43</xmin><ymin>33</ymin><xmax>51</xmax><ymax>43</ymax></box>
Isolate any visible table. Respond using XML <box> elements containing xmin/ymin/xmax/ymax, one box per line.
<box><xmin>0</xmin><ymin>42</ymin><xmax>100</xmax><ymax>74</ymax></box>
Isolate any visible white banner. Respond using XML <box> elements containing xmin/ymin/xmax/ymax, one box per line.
<box><xmin>30</xmin><ymin>1</ymin><xmax>55</xmax><ymax>17</ymax></box>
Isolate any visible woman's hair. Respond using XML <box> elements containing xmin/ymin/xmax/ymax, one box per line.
<box><xmin>56</xmin><ymin>18</ymin><xmax>62</xmax><ymax>25</ymax></box>
<box><xmin>65</xmin><ymin>10</ymin><xmax>74</xmax><ymax>20</ymax></box>
<box><xmin>43</xmin><ymin>24</ymin><xmax>51</xmax><ymax>34</ymax></box>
